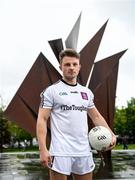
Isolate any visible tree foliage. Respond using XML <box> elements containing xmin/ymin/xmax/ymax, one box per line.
<box><xmin>8</xmin><ymin>121</ymin><xmax>33</xmax><ymax>146</ymax></box>
<box><xmin>126</xmin><ymin>97</ymin><xmax>135</xmax><ymax>139</ymax></box>
<box><xmin>114</xmin><ymin>97</ymin><xmax>135</xmax><ymax>143</ymax></box>
<box><xmin>0</xmin><ymin>107</ymin><xmax>11</xmax><ymax>151</ymax></box>
<box><xmin>0</xmin><ymin>98</ymin><xmax>34</xmax><ymax>149</ymax></box>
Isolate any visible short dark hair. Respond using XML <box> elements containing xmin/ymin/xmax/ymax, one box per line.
<box><xmin>59</xmin><ymin>49</ymin><xmax>80</xmax><ymax>63</ymax></box>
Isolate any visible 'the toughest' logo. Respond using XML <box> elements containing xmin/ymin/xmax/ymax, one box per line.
<box><xmin>61</xmin><ymin>105</ymin><xmax>87</xmax><ymax>112</ymax></box>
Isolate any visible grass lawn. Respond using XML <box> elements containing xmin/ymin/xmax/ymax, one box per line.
<box><xmin>114</xmin><ymin>144</ymin><xmax>135</xmax><ymax>150</ymax></box>
<box><xmin>2</xmin><ymin>146</ymin><xmax>39</xmax><ymax>153</ymax></box>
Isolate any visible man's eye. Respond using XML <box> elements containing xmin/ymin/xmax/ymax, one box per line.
<box><xmin>65</xmin><ymin>63</ymin><xmax>70</xmax><ymax>66</ymax></box>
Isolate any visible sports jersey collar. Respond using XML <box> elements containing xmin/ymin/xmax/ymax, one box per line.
<box><xmin>61</xmin><ymin>79</ymin><xmax>77</xmax><ymax>87</ymax></box>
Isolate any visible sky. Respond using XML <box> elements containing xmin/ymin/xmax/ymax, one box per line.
<box><xmin>0</xmin><ymin>0</ymin><xmax>134</xmax><ymax>109</ymax></box>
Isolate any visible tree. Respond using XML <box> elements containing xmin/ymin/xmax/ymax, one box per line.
<box><xmin>0</xmin><ymin>107</ymin><xmax>11</xmax><ymax>152</ymax></box>
<box><xmin>8</xmin><ymin>122</ymin><xmax>34</xmax><ymax>148</ymax></box>
<box><xmin>114</xmin><ymin>97</ymin><xmax>135</xmax><ymax>143</ymax></box>
<box><xmin>114</xmin><ymin>107</ymin><xmax>127</xmax><ymax>135</ymax></box>
<box><xmin>125</xmin><ymin>97</ymin><xmax>135</xmax><ymax>143</ymax></box>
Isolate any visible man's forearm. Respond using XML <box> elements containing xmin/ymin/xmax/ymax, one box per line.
<box><xmin>36</xmin><ymin>118</ymin><xmax>48</xmax><ymax>152</ymax></box>
<box><xmin>88</xmin><ymin>107</ymin><xmax>115</xmax><ymax>135</ymax></box>
<box><xmin>93</xmin><ymin>115</ymin><xmax>115</xmax><ymax>135</ymax></box>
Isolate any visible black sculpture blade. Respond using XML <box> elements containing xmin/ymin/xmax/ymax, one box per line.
<box><xmin>48</xmin><ymin>38</ymin><xmax>64</xmax><ymax>62</ymax></box>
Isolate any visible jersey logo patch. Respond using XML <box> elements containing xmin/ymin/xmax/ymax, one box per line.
<box><xmin>59</xmin><ymin>92</ymin><xmax>68</xmax><ymax>96</ymax></box>
<box><xmin>80</xmin><ymin>92</ymin><xmax>88</xmax><ymax>100</ymax></box>
<box><xmin>70</xmin><ymin>91</ymin><xmax>78</xmax><ymax>94</ymax></box>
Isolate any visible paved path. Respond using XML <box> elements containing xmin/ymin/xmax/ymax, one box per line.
<box><xmin>0</xmin><ymin>150</ymin><xmax>135</xmax><ymax>179</ymax></box>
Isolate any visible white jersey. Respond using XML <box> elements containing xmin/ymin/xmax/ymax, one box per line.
<box><xmin>40</xmin><ymin>80</ymin><xmax>95</xmax><ymax>156</ymax></box>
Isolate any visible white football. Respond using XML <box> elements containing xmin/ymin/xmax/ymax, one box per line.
<box><xmin>88</xmin><ymin>126</ymin><xmax>112</xmax><ymax>151</ymax></box>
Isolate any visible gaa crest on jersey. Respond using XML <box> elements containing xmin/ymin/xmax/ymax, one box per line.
<box><xmin>59</xmin><ymin>92</ymin><xmax>68</xmax><ymax>96</ymax></box>
<box><xmin>80</xmin><ymin>92</ymin><xmax>88</xmax><ymax>100</ymax></box>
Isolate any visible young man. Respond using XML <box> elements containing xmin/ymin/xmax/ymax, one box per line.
<box><xmin>36</xmin><ymin>49</ymin><xmax>116</xmax><ymax>180</ymax></box>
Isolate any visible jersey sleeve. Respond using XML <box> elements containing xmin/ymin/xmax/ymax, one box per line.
<box><xmin>88</xmin><ymin>89</ymin><xmax>95</xmax><ymax>109</ymax></box>
<box><xmin>40</xmin><ymin>87</ymin><xmax>53</xmax><ymax>108</ymax></box>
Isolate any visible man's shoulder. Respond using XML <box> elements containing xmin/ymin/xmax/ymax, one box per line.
<box><xmin>77</xmin><ymin>83</ymin><xmax>94</xmax><ymax>95</ymax></box>
<box><xmin>77</xmin><ymin>83</ymin><xmax>90</xmax><ymax>91</ymax></box>
<box><xmin>52</xmin><ymin>80</ymin><xmax>61</xmax><ymax>86</ymax></box>
<box><xmin>49</xmin><ymin>80</ymin><xmax>62</xmax><ymax>88</ymax></box>
<box><xmin>42</xmin><ymin>80</ymin><xmax>61</xmax><ymax>92</ymax></box>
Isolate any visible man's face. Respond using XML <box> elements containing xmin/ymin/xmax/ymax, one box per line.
<box><xmin>60</xmin><ymin>56</ymin><xmax>81</xmax><ymax>81</ymax></box>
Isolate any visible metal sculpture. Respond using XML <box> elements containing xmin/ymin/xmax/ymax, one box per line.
<box><xmin>4</xmin><ymin>14</ymin><xmax>127</xmax><ymax>139</ymax></box>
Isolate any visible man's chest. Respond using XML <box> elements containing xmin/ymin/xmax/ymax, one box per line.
<box><xmin>53</xmin><ymin>88</ymin><xmax>90</xmax><ymax>107</ymax></box>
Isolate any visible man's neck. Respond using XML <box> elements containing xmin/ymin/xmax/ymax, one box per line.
<box><xmin>62</xmin><ymin>78</ymin><xmax>77</xmax><ymax>86</ymax></box>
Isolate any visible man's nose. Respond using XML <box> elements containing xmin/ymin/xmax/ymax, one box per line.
<box><xmin>69</xmin><ymin>64</ymin><xmax>74</xmax><ymax>69</ymax></box>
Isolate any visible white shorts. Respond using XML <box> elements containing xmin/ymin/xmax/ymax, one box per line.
<box><xmin>49</xmin><ymin>155</ymin><xmax>95</xmax><ymax>175</ymax></box>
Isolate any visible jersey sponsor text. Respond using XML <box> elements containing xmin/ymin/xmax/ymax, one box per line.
<box><xmin>61</xmin><ymin>104</ymin><xmax>87</xmax><ymax>112</ymax></box>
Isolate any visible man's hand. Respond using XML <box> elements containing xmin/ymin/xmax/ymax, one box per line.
<box><xmin>106</xmin><ymin>134</ymin><xmax>117</xmax><ymax>151</ymax></box>
<box><xmin>40</xmin><ymin>150</ymin><xmax>52</xmax><ymax>168</ymax></box>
